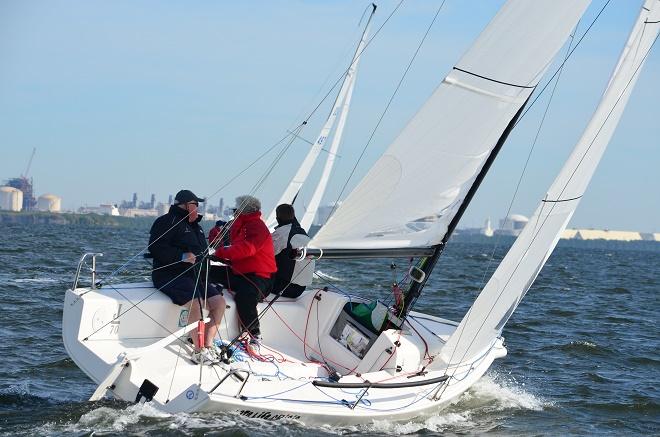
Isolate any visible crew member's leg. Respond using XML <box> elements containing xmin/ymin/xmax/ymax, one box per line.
<box><xmin>204</xmin><ymin>292</ymin><xmax>226</xmax><ymax>348</ymax></box>
<box><xmin>233</xmin><ymin>275</ymin><xmax>262</xmax><ymax>337</ymax></box>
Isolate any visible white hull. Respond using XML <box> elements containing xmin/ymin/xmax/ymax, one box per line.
<box><xmin>63</xmin><ymin>283</ymin><xmax>506</xmax><ymax>424</ymax></box>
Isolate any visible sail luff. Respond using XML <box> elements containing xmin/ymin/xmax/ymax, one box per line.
<box><xmin>310</xmin><ymin>0</ymin><xmax>591</xmax><ymax>251</ymax></box>
<box><xmin>440</xmin><ymin>0</ymin><xmax>660</xmax><ymax>365</ymax></box>
<box><xmin>265</xmin><ymin>7</ymin><xmax>376</xmax><ymax>230</ymax></box>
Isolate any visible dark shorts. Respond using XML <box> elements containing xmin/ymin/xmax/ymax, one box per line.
<box><xmin>156</xmin><ymin>276</ymin><xmax>222</xmax><ymax>306</ymax></box>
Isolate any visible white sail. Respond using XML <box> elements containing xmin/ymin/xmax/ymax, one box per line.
<box><xmin>299</xmin><ymin>47</ymin><xmax>361</xmax><ymax>231</ymax></box>
<box><xmin>441</xmin><ymin>0</ymin><xmax>660</xmax><ymax>365</ymax></box>
<box><xmin>265</xmin><ymin>11</ymin><xmax>373</xmax><ymax>230</ymax></box>
<box><xmin>311</xmin><ymin>0</ymin><xmax>590</xmax><ymax>250</ymax></box>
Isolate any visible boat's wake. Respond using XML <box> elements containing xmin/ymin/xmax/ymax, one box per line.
<box><xmin>29</xmin><ymin>372</ymin><xmax>546</xmax><ymax>436</ymax></box>
<box><xmin>361</xmin><ymin>372</ymin><xmax>547</xmax><ymax>435</ymax></box>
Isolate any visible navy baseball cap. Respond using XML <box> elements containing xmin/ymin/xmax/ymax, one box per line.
<box><xmin>174</xmin><ymin>190</ymin><xmax>205</xmax><ymax>204</ymax></box>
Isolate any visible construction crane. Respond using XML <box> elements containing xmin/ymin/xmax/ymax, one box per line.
<box><xmin>22</xmin><ymin>147</ymin><xmax>36</xmax><ymax>178</ymax></box>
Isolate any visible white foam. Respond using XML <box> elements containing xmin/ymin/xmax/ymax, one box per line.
<box><xmin>315</xmin><ymin>270</ymin><xmax>343</xmax><ymax>281</ymax></box>
<box><xmin>458</xmin><ymin>373</ymin><xmax>547</xmax><ymax>411</ymax></box>
<box><xmin>571</xmin><ymin>340</ymin><xmax>597</xmax><ymax>348</ymax></box>
<box><xmin>70</xmin><ymin>403</ymin><xmax>171</xmax><ymax>433</ymax></box>
<box><xmin>12</xmin><ymin>278</ymin><xmax>58</xmax><ymax>284</ymax></box>
<box><xmin>368</xmin><ymin>412</ymin><xmax>472</xmax><ymax>434</ymax></box>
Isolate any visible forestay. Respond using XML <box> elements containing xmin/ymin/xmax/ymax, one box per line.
<box><xmin>311</xmin><ymin>0</ymin><xmax>590</xmax><ymax>250</ymax></box>
<box><xmin>441</xmin><ymin>0</ymin><xmax>660</xmax><ymax>365</ymax></box>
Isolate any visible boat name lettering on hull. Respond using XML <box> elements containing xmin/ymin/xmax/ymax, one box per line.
<box><xmin>238</xmin><ymin>409</ymin><xmax>301</xmax><ymax>421</ymax></box>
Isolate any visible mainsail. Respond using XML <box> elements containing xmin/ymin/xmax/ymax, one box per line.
<box><xmin>265</xmin><ymin>5</ymin><xmax>374</xmax><ymax>230</ymax></box>
<box><xmin>311</xmin><ymin>0</ymin><xmax>590</xmax><ymax>251</ymax></box>
<box><xmin>441</xmin><ymin>0</ymin><xmax>660</xmax><ymax>365</ymax></box>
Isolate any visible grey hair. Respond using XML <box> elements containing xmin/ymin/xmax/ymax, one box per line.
<box><xmin>235</xmin><ymin>195</ymin><xmax>261</xmax><ymax>214</ymax></box>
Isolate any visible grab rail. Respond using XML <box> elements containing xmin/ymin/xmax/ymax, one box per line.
<box><xmin>313</xmin><ymin>374</ymin><xmax>449</xmax><ymax>410</ymax></box>
<box><xmin>208</xmin><ymin>369</ymin><xmax>251</xmax><ymax>398</ymax></box>
<box><xmin>312</xmin><ymin>374</ymin><xmax>448</xmax><ymax>389</ymax></box>
<box><xmin>72</xmin><ymin>252</ymin><xmax>103</xmax><ymax>290</ymax></box>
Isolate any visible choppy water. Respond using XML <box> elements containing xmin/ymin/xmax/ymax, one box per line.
<box><xmin>1</xmin><ymin>223</ymin><xmax>658</xmax><ymax>436</ymax></box>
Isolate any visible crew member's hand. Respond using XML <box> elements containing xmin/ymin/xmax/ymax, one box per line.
<box><xmin>182</xmin><ymin>252</ymin><xmax>196</xmax><ymax>264</ymax></box>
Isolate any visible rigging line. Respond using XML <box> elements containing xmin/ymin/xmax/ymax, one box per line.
<box><xmin>205</xmin><ymin>126</ymin><xmax>307</xmax><ymax>258</ymax></box>
<box><xmin>444</xmin><ymin>25</ymin><xmax>659</xmax><ymax>386</ymax></box>
<box><xmin>88</xmin><ymin>4</ymin><xmax>386</xmax><ymax>284</ymax></box>
<box><xmin>514</xmin><ymin>0</ymin><xmax>613</xmax><ymax>129</ymax></box>
<box><xmin>81</xmin><ymin>283</ymin><xmax>189</xmax><ymax>346</ymax></box>
<box><xmin>248</xmin><ymin>124</ymin><xmax>304</xmax><ymax>196</ymax></box>
<box><xmin>97</xmin><ymin>129</ymin><xmax>296</xmax><ymax>285</ymax></box>
<box><xmin>87</xmin><ymin>3</ymin><xmax>392</xmax><ymax>285</ymax></box>
<box><xmin>81</xmin><ymin>255</ymin><xmax>207</xmax><ymax>339</ymax></box>
<box><xmin>97</xmin><ymin>214</ymin><xmax>196</xmax><ymax>286</ymax></box>
<box><xmin>327</xmin><ymin>0</ymin><xmax>447</xmax><ymax>219</ymax></box>
<box><xmin>287</xmin><ymin>11</ymin><xmax>366</xmax><ymax>132</ymax></box>
<box><xmin>441</xmin><ymin>20</ymin><xmax>580</xmax><ymax>385</ymax></box>
<box><xmin>296</xmin><ymin>2</ymin><xmax>401</xmax><ymax>127</ymax></box>
<box><xmin>165</xmin><ymin>340</ymin><xmax>187</xmax><ymax>402</ymax></box>
<box><xmin>194</xmin><ymin>127</ymin><xmax>300</xmax><ymax>216</ymax></box>
<box><xmin>219</xmin><ymin>257</ymin><xmax>316</xmax><ymax>353</ymax></box>
<box><xmin>488</xmin><ymin>24</ymin><xmax>579</xmax><ymax>287</ymax></box>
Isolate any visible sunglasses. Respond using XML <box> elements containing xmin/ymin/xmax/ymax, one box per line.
<box><xmin>187</xmin><ymin>201</ymin><xmax>199</xmax><ymax>207</ymax></box>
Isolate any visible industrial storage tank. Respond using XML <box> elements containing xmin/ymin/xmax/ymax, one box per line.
<box><xmin>37</xmin><ymin>194</ymin><xmax>62</xmax><ymax>212</ymax></box>
<box><xmin>0</xmin><ymin>186</ymin><xmax>23</xmax><ymax>211</ymax></box>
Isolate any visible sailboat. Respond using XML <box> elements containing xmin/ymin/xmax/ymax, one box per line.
<box><xmin>62</xmin><ymin>0</ymin><xmax>659</xmax><ymax>425</ymax></box>
<box><xmin>263</xmin><ymin>6</ymin><xmax>375</xmax><ymax>232</ymax></box>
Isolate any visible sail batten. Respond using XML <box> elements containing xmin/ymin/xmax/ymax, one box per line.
<box><xmin>311</xmin><ymin>0</ymin><xmax>591</xmax><ymax>251</ymax></box>
<box><xmin>440</xmin><ymin>0</ymin><xmax>660</xmax><ymax>365</ymax></box>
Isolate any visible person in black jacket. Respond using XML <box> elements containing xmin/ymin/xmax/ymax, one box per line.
<box><xmin>149</xmin><ymin>189</ymin><xmax>225</xmax><ymax>364</ymax></box>
<box><xmin>271</xmin><ymin>204</ymin><xmax>315</xmax><ymax>298</ymax></box>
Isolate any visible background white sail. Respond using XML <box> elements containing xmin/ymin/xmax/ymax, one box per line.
<box><xmin>265</xmin><ymin>12</ymin><xmax>372</xmax><ymax>230</ymax></box>
<box><xmin>441</xmin><ymin>0</ymin><xmax>660</xmax><ymax>365</ymax></box>
<box><xmin>311</xmin><ymin>0</ymin><xmax>590</xmax><ymax>250</ymax></box>
<box><xmin>299</xmin><ymin>60</ymin><xmax>359</xmax><ymax>231</ymax></box>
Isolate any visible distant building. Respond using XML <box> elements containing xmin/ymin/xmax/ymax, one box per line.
<box><xmin>561</xmin><ymin>228</ymin><xmax>646</xmax><ymax>242</ymax></box>
<box><xmin>496</xmin><ymin>214</ymin><xmax>529</xmax><ymax>237</ymax></box>
<box><xmin>37</xmin><ymin>194</ymin><xmax>62</xmax><ymax>212</ymax></box>
<box><xmin>156</xmin><ymin>202</ymin><xmax>168</xmax><ymax>216</ymax></box>
<box><xmin>5</xmin><ymin>177</ymin><xmax>35</xmax><ymax>211</ymax></box>
<box><xmin>120</xmin><ymin>207</ymin><xmax>158</xmax><ymax>218</ymax></box>
<box><xmin>314</xmin><ymin>203</ymin><xmax>342</xmax><ymax>227</ymax></box>
<box><xmin>0</xmin><ymin>186</ymin><xmax>23</xmax><ymax>211</ymax></box>
<box><xmin>79</xmin><ymin>204</ymin><xmax>120</xmax><ymax>216</ymax></box>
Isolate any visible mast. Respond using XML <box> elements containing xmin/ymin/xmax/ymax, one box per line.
<box><xmin>265</xmin><ymin>4</ymin><xmax>377</xmax><ymax>229</ymax></box>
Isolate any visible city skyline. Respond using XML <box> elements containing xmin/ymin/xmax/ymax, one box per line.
<box><xmin>1</xmin><ymin>1</ymin><xmax>658</xmax><ymax>232</ymax></box>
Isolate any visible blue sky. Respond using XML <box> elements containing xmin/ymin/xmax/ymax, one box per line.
<box><xmin>1</xmin><ymin>1</ymin><xmax>657</xmax><ymax>232</ymax></box>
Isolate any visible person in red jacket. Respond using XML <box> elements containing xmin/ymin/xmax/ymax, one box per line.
<box><xmin>208</xmin><ymin>219</ymin><xmax>230</xmax><ymax>246</ymax></box>
<box><xmin>211</xmin><ymin>195</ymin><xmax>276</xmax><ymax>347</ymax></box>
